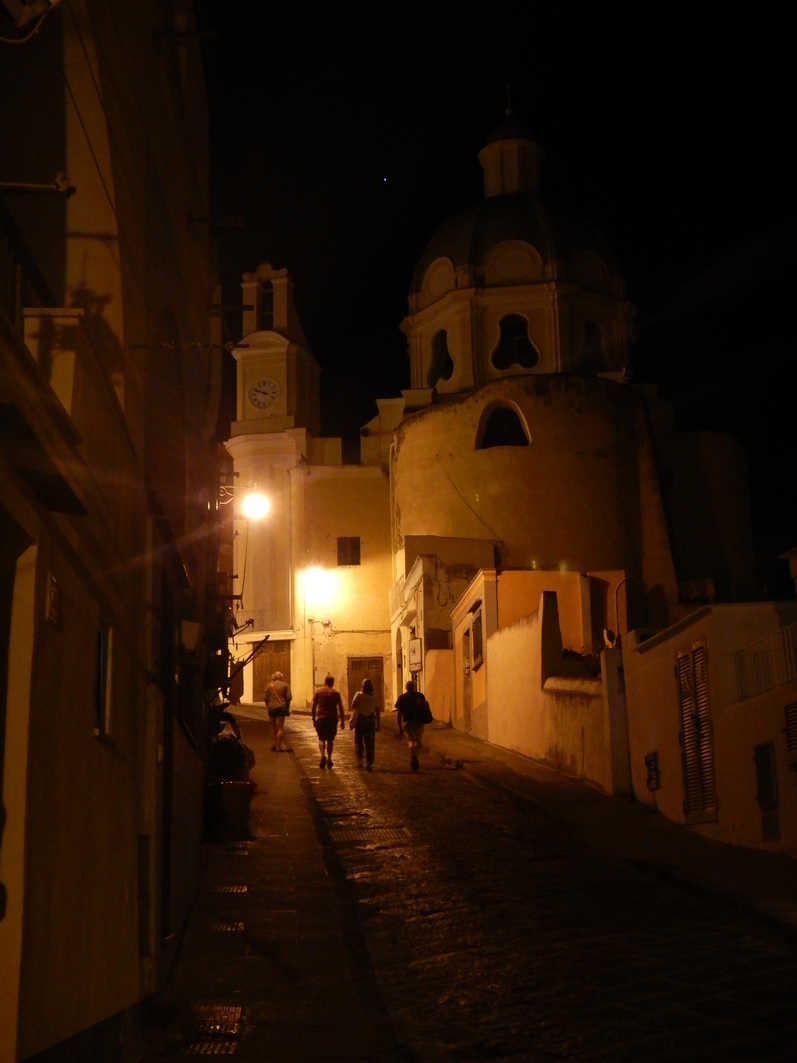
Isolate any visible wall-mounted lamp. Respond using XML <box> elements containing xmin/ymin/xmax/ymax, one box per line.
<box><xmin>217</xmin><ymin>479</ymin><xmax>271</xmax><ymax>521</ymax></box>
<box><xmin>240</xmin><ymin>492</ymin><xmax>270</xmax><ymax>520</ymax></box>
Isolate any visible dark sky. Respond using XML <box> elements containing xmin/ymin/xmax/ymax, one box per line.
<box><xmin>196</xmin><ymin>5</ymin><xmax>794</xmax><ymax>586</ymax></box>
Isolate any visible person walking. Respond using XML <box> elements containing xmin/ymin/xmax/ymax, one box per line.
<box><xmin>395</xmin><ymin>679</ymin><xmax>432</xmax><ymax>771</ymax></box>
<box><xmin>312</xmin><ymin>674</ymin><xmax>345</xmax><ymax>769</ymax></box>
<box><xmin>349</xmin><ymin>677</ymin><xmax>381</xmax><ymax>770</ymax></box>
<box><xmin>264</xmin><ymin>670</ymin><xmax>292</xmax><ymax>752</ymax></box>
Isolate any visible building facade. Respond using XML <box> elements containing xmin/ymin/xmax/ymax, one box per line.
<box><xmin>1</xmin><ymin>4</ymin><xmax>225</xmax><ymax>1059</ymax></box>
<box><xmin>225</xmin><ymin>119</ymin><xmax>771</xmax><ymax>851</ymax></box>
<box><xmin>225</xmin><ymin>264</ymin><xmax>393</xmax><ymax>714</ymax></box>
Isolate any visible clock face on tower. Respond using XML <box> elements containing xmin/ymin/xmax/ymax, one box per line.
<box><xmin>248</xmin><ymin>376</ymin><xmax>280</xmax><ymax>410</ymax></box>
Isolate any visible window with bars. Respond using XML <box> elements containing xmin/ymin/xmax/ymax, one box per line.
<box><xmin>676</xmin><ymin>644</ymin><xmax>717</xmax><ymax>821</ymax></box>
<box><xmin>337</xmin><ymin>536</ymin><xmax>361</xmax><ymax>566</ymax></box>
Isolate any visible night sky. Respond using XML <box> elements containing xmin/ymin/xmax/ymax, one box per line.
<box><xmin>195</xmin><ymin>5</ymin><xmax>794</xmax><ymax>591</ymax></box>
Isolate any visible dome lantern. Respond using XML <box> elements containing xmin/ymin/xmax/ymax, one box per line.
<box><xmin>477</xmin><ymin>111</ymin><xmax>542</xmax><ymax>199</ymax></box>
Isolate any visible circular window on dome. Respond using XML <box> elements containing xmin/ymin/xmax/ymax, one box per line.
<box><xmin>491</xmin><ymin>314</ymin><xmax>539</xmax><ymax>370</ymax></box>
<box><xmin>427</xmin><ymin>329</ymin><xmax>454</xmax><ymax>388</ymax></box>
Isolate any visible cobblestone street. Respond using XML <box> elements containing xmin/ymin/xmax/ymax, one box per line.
<box><xmin>148</xmin><ymin>712</ymin><xmax>797</xmax><ymax>1061</ymax></box>
<box><xmin>290</xmin><ymin>716</ymin><xmax>797</xmax><ymax>1062</ymax></box>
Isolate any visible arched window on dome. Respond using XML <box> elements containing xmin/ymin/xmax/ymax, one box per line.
<box><xmin>427</xmin><ymin>329</ymin><xmax>454</xmax><ymax>387</ymax></box>
<box><xmin>476</xmin><ymin>403</ymin><xmax>530</xmax><ymax>449</ymax></box>
<box><xmin>491</xmin><ymin>314</ymin><xmax>539</xmax><ymax>370</ymax></box>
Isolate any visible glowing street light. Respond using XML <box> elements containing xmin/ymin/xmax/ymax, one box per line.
<box><xmin>303</xmin><ymin>565</ymin><xmax>335</xmax><ymax>609</ymax></box>
<box><xmin>241</xmin><ymin>491</ymin><xmax>270</xmax><ymax>521</ymax></box>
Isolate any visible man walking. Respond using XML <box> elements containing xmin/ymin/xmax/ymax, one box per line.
<box><xmin>312</xmin><ymin>674</ymin><xmax>345</xmax><ymax>769</ymax></box>
<box><xmin>395</xmin><ymin>680</ymin><xmax>432</xmax><ymax>771</ymax></box>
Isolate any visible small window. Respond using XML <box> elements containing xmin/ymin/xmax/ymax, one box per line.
<box><xmin>337</xmin><ymin>536</ymin><xmax>361</xmax><ymax>566</ymax></box>
<box><xmin>427</xmin><ymin>329</ymin><xmax>454</xmax><ymax>387</ymax></box>
<box><xmin>491</xmin><ymin>314</ymin><xmax>539</xmax><ymax>370</ymax></box>
<box><xmin>476</xmin><ymin>404</ymin><xmax>529</xmax><ymax>449</ymax></box>
<box><xmin>94</xmin><ymin>624</ymin><xmax>113</xmax><ymax>736</ymax></box>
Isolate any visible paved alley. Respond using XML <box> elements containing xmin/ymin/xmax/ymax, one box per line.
<box><xmin>145</xmin><ymin>711</ymin><xmax>797</xmax><ymax>1061</ymax></box>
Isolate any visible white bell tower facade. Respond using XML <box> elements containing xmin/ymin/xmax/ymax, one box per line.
<box><xmin>225</xmin><ymin>263</ymin><xmax>321</xmax><ymax>686</ymax></box>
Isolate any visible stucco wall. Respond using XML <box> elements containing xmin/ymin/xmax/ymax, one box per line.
<box><xmin>294</xmin><ymin>467</ymin><xmax>392</xmax><ymax>707</ymax></box>
<box><xmin>497</xmin><ymin>569</ymin><xmax>589</xmax><ymax>651</ymax></box>
<box><xmin>393</xmin><ymin>377</ymin><xmax>677</xmax><ymax>627</ymax></box>
<box><xmin>0</xmin><ymin>545</ymin><xmax>36</xmax><ymax>1063</ymax></box>
<box><xmin>18</xmin><ymin>538</ymin><xmax>140</xmax><ymax>1058</ymax></box>
<box><xmin>625</xmin><ymin>604</ymin><xmax>797</xmax><ymax>852</ymax></box>
<box><xmin>1</xmin><ymin>5</ymin><xmax>221</xmax><ymax>1057</ymax></box>
<box><xmin>624</xmin><ymin>611</ymin><xmax>713</xmax><ymax>824</ymax></box>
<box><xmin>485</xmin><ymin>613</ymin><xmax>609</xmax><ymax>788</ymax></box>
<box><xmin>709</xmin><ymin>681</ymin><xmax>797</xmax><ymax>853</ymax></box>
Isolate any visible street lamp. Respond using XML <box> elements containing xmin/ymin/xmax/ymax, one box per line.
<box><xmin>218</xmin><ymin>479</ymin><xmax>271</xmax><ymax>522</ymax></box>
<box><xmin>240</xmin><ymin>491</ymin><xmax>270</xmax><ymax>521</ymax></box>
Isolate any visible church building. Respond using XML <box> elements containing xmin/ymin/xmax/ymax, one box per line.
<box><xmin>224</xmin><ymin>117</ymin><xmax>761</xmax><ymax>811</ymax></box>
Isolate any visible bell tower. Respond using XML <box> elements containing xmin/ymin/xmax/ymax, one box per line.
<box><xmin>231</xmin><ymin>262</ymin><xmax>320</xmax><ymax>436</ymax></box>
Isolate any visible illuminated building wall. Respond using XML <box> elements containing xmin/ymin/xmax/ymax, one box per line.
<box><xmin>0</xmin><ymin>3</ymin><xmax>223</xmax><ymax>1059</ymax></box>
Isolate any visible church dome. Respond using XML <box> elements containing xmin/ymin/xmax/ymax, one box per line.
<box><xmin>410</xmin><ymin>194</ymin><xmax>558</xmax><ymax>292</ymax></box>
<box><xmin>402</xmin><ymin>117</ymin><xmax>632</xmax><ymax>388</ymax></box>
<box><xmin>409</xmin><ymin>119</ymin><xmax>623</xmax><ymax>299</ymax></box>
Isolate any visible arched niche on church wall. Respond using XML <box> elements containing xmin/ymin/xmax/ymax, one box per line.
<box><xmin>418</xmin><ymin>257</ymin><xmax>456</xmax><ymax>310</ymax></box>
<box><xmin>481</xmin><ymin>240</ymin><xmax>544</xmax><ymax>287</ymax></box>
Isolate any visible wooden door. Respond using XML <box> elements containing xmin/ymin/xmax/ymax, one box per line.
<box><xmin>347</xmin><ymin>656</ymin><xmax>384</xmax><ymax>713</ymax></box>
<box><xmin>252</xmin><ymin>640</ymin><xmax>291</xmax><ymax>703</ymax></box>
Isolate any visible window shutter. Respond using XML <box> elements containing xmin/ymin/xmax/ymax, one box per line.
<box><xmin>784</xmin><ymin>703</ymin><xmax>797</xmax><ymax>752</ymax></box>
<box><xmin>678</xmin><ymin>652</ymin><xmax>702</xmax><ymax>814</ymax></box>
<box><xmin>678</xmin><ymin>645</ymin><xmax>716</xmax><ymax>818</ymax></box>
<box><xmin>693</xmin><ymin>645</ymin><xmax>716</xmax><ymax>808</ymax></box>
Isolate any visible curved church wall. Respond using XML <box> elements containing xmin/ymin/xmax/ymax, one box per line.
<box><xmin>393</xmin><ymin>376</ymin><xmax>664</xmax><ymax>582</ymax></box>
